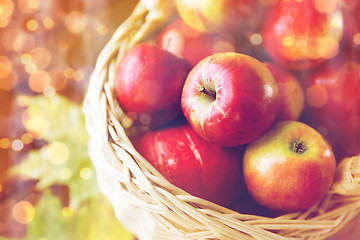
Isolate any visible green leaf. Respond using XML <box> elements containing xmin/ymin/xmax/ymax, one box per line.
<box><xmin>20</xmin><ymin>190</ymin><xmax>133</xmax><ymax>240</ymax></box>
<box><xmin>11</xmin><ymin>94</ymin><xmax>99</xmax><ymax>208</ymax></box>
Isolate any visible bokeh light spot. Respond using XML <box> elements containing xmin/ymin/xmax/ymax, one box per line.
<box><xmin>250</xmin><ymin>33</ymin><xmax>262</xmax><ymax>46</ymax></box>
<box><xmin>65</xmin><ymin>11</ymin><xmax>87</xmax><ymax>34</ymax></box>
<box><xmin>353</xmin><ymin>33</ymin><xmax>360</xmax><ymax>45</ymax></box>
<box><xmin>96</xmin><ymin>24</ymin><xmax>108</xmax><ymax>36</ymax></box>
<box><xmin>306</xmin><ymin>85</ymin><xmax>328</xmax><ymax>108</ymax></box>
<box><xmin>282</xmin><ymin>35</ymin><xmax>295</xmax><ymax>47</ymax></box>
<box><xmin>26</xmin><ymin>19</ymin><xmax>39</xmax><ymax>31</ymax></box>
<box><xmin>12</xmin><ymin>201</ymin><xmax>35</xmax><ymax>224</ymax></box>
<box><xmin>317</xmin><ymin>36</ymin><xmax>339</xmax><ymax>59</ymax></box>
<box><xmin>47</xmin><ymin>142</ymin><xmax>69</xmax><ymax>165</ymax></box>
<box><xmin>43</xmin><ymin>86</ymin><xmax>56</xmax><ymax>98</ymax></box>
<box><xmin>79</xmin><ymin>167</ymin><xmax>92</xmax><ymax>180</ymax></box>
<box><xmin>21</xmin><ymin>133</ymin><xmax>33</xmax><ymax>144</ymax></box>
<box><xmin>0</xmin><ymin>138</ymin><xmax>11</xmax><ymax>149</ymax></box>
<box><xmin>0</xmin><ymin>70</ymin><xmax>18</xmax><ymax>91</ymax></box>
<box><xmin>13</xmin><ymin>32</ymin><xmax>36</xmax><ymax>53</ymax></box>
<box><xmin>73</xmin><ymin>70</ymin><xmax>84</xmax><ymax>82</ymax></box>
<box><xmin>30</xmin><ymin>47</ymin><xmax>52</xmax><ymax>69</ymax></box>
<box><xmin>314</xmin><ymin>0</ymin><xmax>337</xmax><ymax>13</ymax></box>
<box><xmin>0</xmin><ymin>55</ymin><xmax>12</xmax><ymax>78</ymax></box>
<box><xmin>60</xmin><ymin>168</ymin><xmax>72</xmax><ymax>180</ymax></box>
<box><xmin>49</xmin><ymin>68</ymin><xmax>67</xmax><ymax>91</ymax></box>
<box><xmin>17</xmin><ymin>95</ymin><xmax>29</xmax><ymax>107</ymax></box>
<box><xmin>12</xmin><ymin>139</ymin><xmax>24</xmax><ymax>151</ymax></box>
<box><xmin>28</xmin><ymin>70</ymin><xmax>51</xmax><ymax>92</ymax></box>
<box><xmin>18</xmin><ymin>0</ymin><xmax>39</xmax><ymax>14</ymax></box>
<box><xmin>0</xmin><ymin>0</ymin><xmax>14</xmax><ymax>27</ymax></box>
<box><xmin>43</xmin><ymin>17</ymin><xmax>54</xmax><ymax>29</ymax></box>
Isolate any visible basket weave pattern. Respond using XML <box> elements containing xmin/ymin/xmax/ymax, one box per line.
<box><xmin>83</xmin><ymin>1</ymin><xmax>360</xmax><ymax>239</ymax></box>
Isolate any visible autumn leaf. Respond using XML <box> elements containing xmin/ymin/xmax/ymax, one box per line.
<box><xmin>10</xmin><ymin>94</ymin><xmax>99</xmax><ymax>208</ymax></box>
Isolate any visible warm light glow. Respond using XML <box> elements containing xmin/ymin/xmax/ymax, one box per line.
<box><xmin>282</xmin><ymin>36</ymin><xmax>295</xmax><ymax>47</ymax></box>
<box><xmin>28</xmin><ymin>70</ymin><xmax>51</xmax><ymax>92</ymax></box>
<box><xmin>22</xmin><ymin>109</ymin><xmax>48</xmax><ymax>139</ymax></box>
<box><xmin>317</xmin><ymin>36</ymin><xmax>339</xmax><ymax>59</ymax></box>
<box><xmin>60</xmin><ymin>168</ymin><xmax>72</xmax><ymax>180</ymax></box>
<box><xmin>24</xmin><ymin>62</ymin><xmax>37</xmax><ymax>74</ymax></box>
<box><xmin>43</xmin><ymin>17</ymin><xmax>54</xmax><ymax>29</ymax></box>
<box><xmin>43</xmin><ymin>86</ymin><xmax>56</xmax><ymax>97</ymax></box>
<box><xmin>13</xmin><ymin>32</ymin><xmax>36</xmax><ymax>53</ymax></box>
<box><xmin>17</xmin><ymin>95</ymin><xmax>30</xmax><ymax>107</ymax></box>
<box><xmin>64</xmin><ymin>67</ymin><xmax>75</xmax><ymax>79</ymax></box>
<box><xmin>0</xmin><ymin>138</ymin><xmax>11</xmax><ymax>149</ymax></box>
<box><xmin>21</xmin><ymin>133</ymin><xmax>33</xmax><ymax>144</ymax></box>
<box><xmin>65</xmin><ymin>11</ymin><xmax>87</xmax><ymax>34</ymax></box>
<box><xmin>0</xmin><ymin>55</ymin><xmax>12</xmax><ymax>78</ymax></box>
<box><xmin>12</xmin><ymin>139</ymin><xmax>24</xmax><ymax>151</ymax></box>
<box><xmin>30</xmin><ymin>47</ymin><xmax>52</xmax><ymax>69</ymax></box>
<box><xmin>96</xmin><ymin>24</ymin><xmax>108</xmax><ymax>36</ymax></box>
<box><xmin>2</xmin><ymin>28</ymin><xmax>21</xmax><ymax>51</ymax></box>
<box><xmin>57</xmin><ymin>40</ymin><xmax>69</xmax><ymax>51</ymax></box>
<box><xmin>12</xmin><ymin>201</ymin><xmax>35</xmax><ymax>224</ymax></box>
<box><xmin>47</xmin><ymin>142</ymin><xmax>69</xmax><ymax>165</ymax></box>
<box><xmin>250</xmin><ymin>33</ymin><xmax>262</xmax><ymax>46</ymax></box>
<box><xmin>0</xmin><ymin>0</ymin><xmax>14</xmax><ymax>26</ymax></box>
<box><xmin>306</xmin><ymin>85</ymin><xmax>328</xmax><ymax>108</ymax></box>
<box><xmin>62</xmin><ymin>207</ymin><xmax>74</xmax><ymax>218</ymax></box>
<box><xmin>353</xmin><ymin>33</ymin><xmax>360</xmax><ymax>45</ymax></box>
<box><xmin>21</xmin><ymin>53</ymin><xmax>32</xmax><ymax>64</ymax></box>
<box><xmin>258</xmin><ymin>0</ymin><xmax>278</xmax><ymax>5</ymax></box>
<box><xmin>18</xmin><ymin>0</ymin><xmax>39</xmax><ymax>14</ymax></box>
<box><xmin>79</xmin><ymin>167</ymin><xmax>92</xmax><ymax>180</ymax></box>
<box><xmin>314</xmin><ymin>0</ymin><xmax>337</xmax><ymax>13</ymax></box>
<box><xmin>0</xmin><ymin>70</ymin><xmax>18</xmax><ymax>91</ymax></box>
<box><xmin>49</xmin><ymin>68</ymin><xmax>67</xmax><ymax>90</ymax></box>
<box><xmin>73</xmin><ymin>70</ymin><xmax>85</xmax><ymax>81</ymax></box>
<box><xmin>26</xmin><ymin>19</ymin><xmax>39</xmax><ymax>31</ymax></box>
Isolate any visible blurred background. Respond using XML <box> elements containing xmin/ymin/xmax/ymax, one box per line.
<box><xmin>0</xmin><ymin>0</ymin><xmax>137</xmax><ymax>239</ymax></box>
<box><xmin>1</xmin><ymin>0</ymin><xmax>360</xmax><ymax>239</ymax></box>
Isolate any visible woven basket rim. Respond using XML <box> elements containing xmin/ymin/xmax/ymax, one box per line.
<box><xmin>83</xmin><ymin>1</ymin><xmax>360</xmax><ymax>239</ymax></box>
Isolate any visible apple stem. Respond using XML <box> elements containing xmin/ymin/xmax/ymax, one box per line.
<box><xmin>199</xmin><ymin>86</ymin><xmax>216</xmax><ymax>100</ymax></box>
<box><xmin>292</xmin><ymin>141</ymin><xmax>308</xmax><ymax>154</ymax></box>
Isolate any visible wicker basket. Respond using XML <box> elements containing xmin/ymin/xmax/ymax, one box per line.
<box><xmin>83</xmin><ymin>1</ymin><xmax>360</xmax><ymax>239</ymax></box>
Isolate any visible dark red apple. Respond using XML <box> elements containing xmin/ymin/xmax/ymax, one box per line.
<box><xmin>304</xmin><ymin>60</ymin><xmax>360</xmax><ymax>159</ymax></box>
<box><xmin>114</xmin><ymin>43</ymin><xmax>192</xmax><ymax>128</ymax></box>
<box><xmin>131</xmin><ymin>124</ymin><xmax>245</xmax><ymax>207</ymax></box>
<box><xmin>264</xmin><ymin>62</ymin><xmax>305</xmax><ymax>121</ymax></box>
<box><xmin>156</xmin><ymin>18</ymin><xmax>236</xmax><ymax>67</ymax></box>
<box><xmin>261</xmin><ymin>0</ymin><xmax>344</xmax><ymax>70</ymax></box>
<box><xmin>181</xmin><ymin>52</ymin><xmax>279</xmax><ymax>146</ymax></box>
<box><xmin>243</xmin><ymin>121</ymin><xmax>336</xmax><ymax>211</ymax></box>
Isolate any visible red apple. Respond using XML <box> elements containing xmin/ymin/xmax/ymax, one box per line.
<box><xmin>243</xmin><ymin>121</ymin><xmax>336</xmax><ymax>211</ymax></box>
<box><xmin>304</xmin><ymin>60</ymin><xmax>360</xmax><ymax>159</ymax></box>
<box><xmin>156</xmin><ymin>18</ymin><xmax>236</xmax><ymax>67</ymax></box>
<box><xmin>114</xmin><ymin>43</ymin><xmax>192</xmax><ymax>128</ymax></box>
<box><xmin>131</xmin><ymin>124</ymin><xmax>245</xmax><ymax>207</ymax></box>
<box><xmin>181</xmin><ymin>52</ymin><xmax>280</xmax><ymax>146</ymax></box>
<box><xmin>174</xmin><ymin>0</ymin><xmax>256</xmax><ymax>33</ymax></box>
<box><xmin>264</xmin><ymin>62</ymin><xmax>305</xmax><ymax>121</ymax></box>
<box><xmin>261</xmin><ymin>0</ymin><xmax>344</xmax><ymax>70</ymax></box>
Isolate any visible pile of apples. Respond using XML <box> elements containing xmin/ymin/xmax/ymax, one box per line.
<box><xmin>113</xmin><ymin>0</ymin><xmax>360</xmax><ymax>214</ymax></box>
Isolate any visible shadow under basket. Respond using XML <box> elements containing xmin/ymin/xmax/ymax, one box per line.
<box><xmin>83</xmin><ymin>1</ymin><xmax>360</xmax><ymax>239</ymax></box>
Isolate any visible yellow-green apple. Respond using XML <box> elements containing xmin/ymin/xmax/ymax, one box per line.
<box><xmin>174</xmin><ymin>0</ymin><xmax>256</xmax><ymax>33</ymax></box>
<box><xmin>303</xmin><ymin>60</ymin><xmax>360</xmax><ymax>159</ymax></box>
<box><xmin>156</xmin><ymin>18</ymin><xmax>236</xmax><ymax>67</ymax></box>
<box><xmin>243</xmin><ymin>121</ymin><xmax>336</xmax><ymax>211</ymax></box>
<box><xmin>261</xmin><ymin>0</ymin><xmax>344</xmax><ymax>70</ymax></box>
<box><xmin>114</xmin><ymin>43</ymin><xmax>192</xmax><ymax>128</ymax></box>
<box><xmin>131</xmin><ymin>124</ymin><xmax>245</xmax><ymax>207</ymax></box>
<box><xmin>264</xmin><ymin>62</ymin><xmax>305</xmax><ymax>121</ymax></box>
<box><xmin>181</xmin><ymin>52</ymin><xmax>280</xmax><ymax>146</ymax></box>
